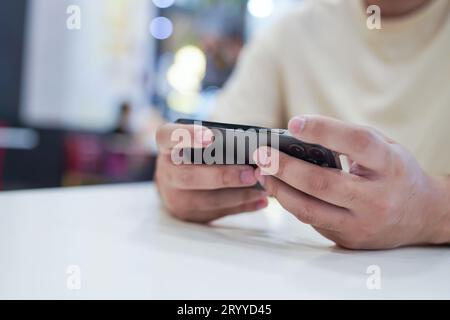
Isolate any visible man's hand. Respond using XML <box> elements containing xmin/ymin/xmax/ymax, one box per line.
<box><xmin>155</xmin><ymin>123</ymin><xmax>268</xmax><ymax>223</ymax></box>
<box><xmin>254</xmin><ymin>115</ymin><xmax>450</xmax><ymax>249</ymax></box>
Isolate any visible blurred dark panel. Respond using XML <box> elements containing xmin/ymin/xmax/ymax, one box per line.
<box><xmin>0</xmin><ymin>0</ymin><xmax>27</xmax><ymax>125</ymax></box>
<box><xmin>3</xmin><ymin>129</ymin><xmax>65</xmax><ymax>190</ymax></box>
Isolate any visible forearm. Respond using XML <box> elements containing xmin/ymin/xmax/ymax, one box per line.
<box><xmin>429</xmin><ymin>176</ymin><xmax>450</xmax><ymax>245</ymax></box>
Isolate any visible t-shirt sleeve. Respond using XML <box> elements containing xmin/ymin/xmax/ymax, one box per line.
<box><xmin>210</xmin><ymin>27</ymin><xmax>286</xmax><ymax>129</ymax></box>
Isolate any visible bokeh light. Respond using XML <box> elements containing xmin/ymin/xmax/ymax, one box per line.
<box><xmin>166</xmin><ymin>45</ymin><xmax>207</xmax><ymax>113</ymax></box>
<box><xmin>167</xmin><ymin>46</ymin><xmax>206</xmax><ymax>94</ymax></box>
<box><xmin>152</xmin><ymin>0</ymin><xmax>175</xmax><ymax>8</ymax></box>
<box><xmin>247</xmin><ymin>0</ymin><xmax>274</xmax><ymax>18</ymax></box>
<box><xmin>150</xmin><ymin>16</ymin><xmax>173</xmax><ymax>40</ymax></box>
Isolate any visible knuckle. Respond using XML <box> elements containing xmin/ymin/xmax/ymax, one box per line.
<box><xmin>305</xmin><ymin>174</ymin><xmax>330</xmax><ymax>194</ymax></box>
<box><xmin>351</xmin><ymin>127</ymin><xmax>376</xmax><ymax>153</ymax></box>
<box><xmin>295</xmin><ymin>205</ymin><xmax>317</xmax><ymax>225</ymax></box>
<box><xmin>307</xmin><ymin>119</ymin><xmax>326</xmax><ymax>137</ymax></box>
<box><xmin>221</xmin><ymin>167</ymin><xmax>235</xmax><ymax>187</ymax></box>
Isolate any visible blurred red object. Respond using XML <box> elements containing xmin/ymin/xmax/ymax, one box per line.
<box><xmin>63</xmin><ymin>134</ymin><xmax>104</xmax><ymax>186</ymax></box>
<box><xmin>63</xmin><ymin>132</ymin><xmax>153</xmax><ymax>186</ymax></box>
<box><xmin>65</xmin><ymin>134</ymin><xmax>103</xmax><ymax>174</ymax></box>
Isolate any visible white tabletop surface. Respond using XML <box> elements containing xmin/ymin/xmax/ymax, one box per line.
<box><xmin>0</xmin><ymin>183</ymin><xmax>448</xmax><ymax>300</ymax></box>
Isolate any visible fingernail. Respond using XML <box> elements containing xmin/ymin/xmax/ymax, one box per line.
<box><xmin>195</xmin><ymin>129</ymin><xmax>214</xmax><ymax>146</ymax></box>
<box><xmin>289</xmin><ymin>117</ymin><xmax>306</xmax><ymax>134</ymax></box>
<box><xmin>254</xmin><ymin>168</ymin><xmax>266</xmax><ymax>186</ymax></box>
<box><xmin>256</xmin><ymin>198</ymin><xmax>268</xmax><ymax>210</ymax></box>
<box><xmin>240</xmin><ymin>169</ymin><xmax>256</xmax><ymax>185</ymax></box>
<box><xmin>255</xmin><ymin>147</ymin><xmax>272</xmax><ymax>167</ymax></box>
<box><xmin>203</xmin><ymin>129</ymin><xmax>214</xmax><ymax>144</ymax></box>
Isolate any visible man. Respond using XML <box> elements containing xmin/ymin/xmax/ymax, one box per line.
<box><xmin>155</xmin><ymin>0</ymin><xmax>450</xmax><ymax>249</ymax></box>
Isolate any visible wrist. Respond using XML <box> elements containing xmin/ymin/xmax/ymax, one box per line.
<box><xmin>424</xmin><ymin>176</ymin><xmax>450</xmax><ymax>245</ymax></box>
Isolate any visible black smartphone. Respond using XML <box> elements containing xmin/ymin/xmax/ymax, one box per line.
<box><xmin>175</xmin><ymin>119</ymin><xmax>342</xmax><ymax>170</ymax></box>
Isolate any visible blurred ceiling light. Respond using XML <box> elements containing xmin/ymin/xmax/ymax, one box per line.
<box><xmin>152</xmin><ymin>0</ymin><xmax>175</xmax><ymax>8</ymax></box>
<box><xmin>167</xmin><ymin>64</ymin><xmax>201</xmax><ymax>94</ymax></box>
<box><xmin>247</xmin><ymin>0</ymin><xmax>274</xmax><ymax>18</ymax></box>
<box><xmin>167</xmin><ymin>45</ymin><xmax>206</xmax><ymax>95</ymax></box>
<box><xmin>174</xmin><ymin>46</ymin><xmax>206</xmax><ymax>77</ymax></box>
<box><xmin>150</xmin><ymin>16</ymin><xmax>173</xmax><ymax>40</ymax></box>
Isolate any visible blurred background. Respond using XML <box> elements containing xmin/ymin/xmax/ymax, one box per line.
<box><xmin>0</xmin><ymin>0</ymin><xmax>300</xmax><ymax>191</ymax></box>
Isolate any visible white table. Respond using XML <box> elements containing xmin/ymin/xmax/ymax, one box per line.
<box><xmin>0</xmin><ymin>183</ymin><xmax>448</xmax><ymax>299</ymax></box>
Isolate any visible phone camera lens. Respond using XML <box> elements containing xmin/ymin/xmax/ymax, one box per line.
<box><xmin>308</xmin><ymin>147</ymin><xmax>327</xmax><ymax>164</ymax></box>
<box><xmin>289</xmin><ymin>144</ymin><xmax>306</xmax><ymax>158</ymax></box>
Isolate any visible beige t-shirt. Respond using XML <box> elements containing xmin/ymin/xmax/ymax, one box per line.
<box><xmin>212</xmin><ymin>0</ymin><xmax>450</xmax><ymax>175</ymax></box>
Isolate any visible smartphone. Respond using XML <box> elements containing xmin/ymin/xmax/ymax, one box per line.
<box><xmin>175</xmin><ymin>119</ymin><xmax>342</xmax><ymax>170</ymax></box>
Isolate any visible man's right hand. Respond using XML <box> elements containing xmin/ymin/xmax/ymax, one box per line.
<box><xmin>154</xmin><ymin>123</ymin><xmax>269</xmax><ymax>223</ymax></box>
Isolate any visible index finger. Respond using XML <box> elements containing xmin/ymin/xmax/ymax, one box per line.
<box><xmin>156</xmin><ymin>123</ymin><xmax>214</xmax><ymax>154</ymax></box>
<box><xmin>288</xmin><ymin>115</ymin><xmax>394</xmax><ymax>171</ymax></box>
